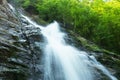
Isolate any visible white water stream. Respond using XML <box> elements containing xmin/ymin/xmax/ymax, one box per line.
<box><xmin>21</xmin><ymin>15</ymin><xmax>117</xmax><ymax>80</ymax></box>
<box><xmin>40</xmin><ymin>21</ymin><xmax>117</xmax><ymax>80</ymax></box>
<box><xmin>8</xmin><ymin>3</ymin><xmax>118</xmax><ymax>80</ymax></box>
<box><xmin>42</xmin><ymin>22</ymin><xmax>93</xmax><ymax>80</ymax></box>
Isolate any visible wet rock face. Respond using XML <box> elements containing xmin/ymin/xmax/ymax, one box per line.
<box><xmin>0</xmin><ymin>1</ymin><xmax>43</xmax><ymax>80</ymax></box>
<box><xmin>0</xmin><ymin>0</ymin><xmax>3</xmax><ymax>4</ymax></box>
<box><xmin>0</xmin><ymin>0</ymin><xmax>6</xmax><ymax>4</ymax></box>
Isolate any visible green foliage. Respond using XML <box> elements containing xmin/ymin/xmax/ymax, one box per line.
<box><xmin>91</xmin><ymin>1</ymin><xmax>120</xmax><ymax>53</ymax></box>
<box><xmin>19</xmin><ymin>0</ymin><xmax>120</xmax><ymax>54</ymax></box>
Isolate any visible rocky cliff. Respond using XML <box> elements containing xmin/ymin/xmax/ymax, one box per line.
<box><xmin>0</xmin><ymin>0</ymin><xmax>43</xmax><ymax>80</ymax></box>
<box><xmin>0</xmin><ymin>0</ymin><xmax>120</xmax><ymax>80</ymax></box>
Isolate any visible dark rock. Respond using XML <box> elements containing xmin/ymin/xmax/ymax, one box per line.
<box><xmin>0</xmin><ymin>0</ymin><xmax>44</xmax><ymax>80</ymax></box>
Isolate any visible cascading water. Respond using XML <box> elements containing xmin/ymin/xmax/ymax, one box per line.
<box><xmin>8</xmin><ymin>3</ymin><xmax>118</xmax><ymax>80</ymax></box>
<box><xmin>41</xmin><ymin>22</ymin><xmax>117</xmax><ymax>80</ymax></box>
<box><xmin>21</xmin><ymin>15</ymin><xmax>118</xmax><ymax>80</ymax></box>
<box><xmin>8</xmin><ymin>3</ymin><xmax>15</xmax><ymax>12</ymax></box>
<box><xmin>41</xmin><ymin>22</ymin><xmax>94</xmax><ymax>80</ymax></box>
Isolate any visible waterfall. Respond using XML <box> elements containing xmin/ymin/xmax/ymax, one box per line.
<box><xmin>8</xmin><ymin>3</ymin><xmax>118</xmax><ymax>80</ymax></box>
<box><xmin>8</xmin><ymin>3</ymin><xmax>15</xmax><ymax>12</ymax></box>
<box><xmin>21</xmin><ymin>16</ymin><xmax>118</xmax><ymax>80</ymax></box>
<box><xmin>40</xmin><ymin>21</ymin><xmax>117</xmax><ymax>80</ymax></box>
<box><xmin>41</xmin><ymin>22</ymin><xmax>94</xmax><ymax>80</ymax></box>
